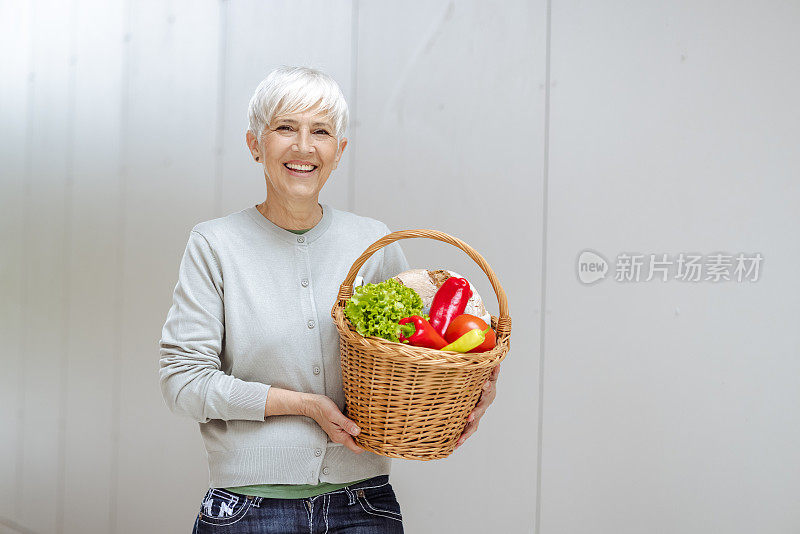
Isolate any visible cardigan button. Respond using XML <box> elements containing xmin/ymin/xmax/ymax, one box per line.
<box><xmin>301</xmin><ymin>278</ymin><xmax>309</xmax><ymax>287</ymax></box>
<box><xmin>297</xmin><ymin>236</ymin><xmax>305</xmax><ymax>243</ymax></box>
<box><xmin>322</xmin><ymin>467</ymin><xmax>330</xmax><ymax>475</ymax></box>
<box><xmin>307</xmin><ymin>320</ymin><xmax>316</xmax><ymax>329</ymax></box>
<box><xmin>314</xmin><ymin>448</ymin><xmax>322</xmax><ymax>457</ymax></box>
<box><xmin>313</xmin><ymin>366</ymin><xmax>321</xmax><ymax>375</ymax></box>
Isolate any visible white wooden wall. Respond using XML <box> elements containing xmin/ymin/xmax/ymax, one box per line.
<box><xmin>1</xmin><ymin>0</ymin><xmax>797</xmax><ymax>533</ymax></box>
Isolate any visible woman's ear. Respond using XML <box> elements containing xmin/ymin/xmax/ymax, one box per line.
<box><xmin>335</xmin><ymin>137</ymin><xmax>348</xmax><ymax>164</ymax></box>
<box><xmin>246</xmin><ymin>131</ymin><xmax>260</xmax><ymax>161</ymax></box>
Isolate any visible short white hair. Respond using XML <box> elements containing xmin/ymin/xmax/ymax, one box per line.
<box><xmin>247</xmin><ymin>65</ymin><xmax>349</xmax><ymax>142</ymax></box>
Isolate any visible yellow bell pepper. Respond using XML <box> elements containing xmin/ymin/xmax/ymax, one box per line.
<box><xmin>441</xmin><ymin>326</ymin><xmax>491</xmax><ymax>352</ymax></box>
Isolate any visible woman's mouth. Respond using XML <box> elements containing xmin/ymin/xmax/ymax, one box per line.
<box><xmin>284</xmin><ymin>162</ymin><xmax>318</xmax><ymax>176</ymax></box>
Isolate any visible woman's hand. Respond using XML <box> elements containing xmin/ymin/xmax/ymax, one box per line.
<box><xmin>304</xmin><ymin>394</ymin><xmax>364</xmax><ymax>454</ymax></box>
<box><xmin>454</xmin><ymin>364</ymin><xmax>500</xmax><ymax>450</ymax></box>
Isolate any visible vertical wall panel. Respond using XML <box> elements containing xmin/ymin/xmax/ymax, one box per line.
<box><xmin>0</xmin><ymin>0</ymin><xmax>32</xmax><ymax>528</ymax></box>
<box><xmin>543</xmin><ymin>1</ymin><xmax>800</xmax><ymax>533</ymax></box>
<box><xmin>15</xmin><ymin>0</ymin><xmax>72</xmax><ymax>531</ymax></box>
<box><xmin>355</xmin><ymin>1</ymin><xmax>545</xmax><ymax>532</ymax></box>
<box><xmin>60</xmin><ymin>0</ymin><xmax>125</xmax><ymax>532</ymax></box>
<box><xmin>115</xmin><ymin>1</ymin><xmax>221</xmax><ymax>532</ymax></box>
<box><xmin>219</xmin><ymin>0</ymin><xmax>355</xmax><ymax>217</ymax></box>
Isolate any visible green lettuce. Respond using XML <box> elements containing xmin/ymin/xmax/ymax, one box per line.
<box><xmin>344</xmin><ymin>279</ymin><xmax>424</xmax><ymax>342</ymax></box>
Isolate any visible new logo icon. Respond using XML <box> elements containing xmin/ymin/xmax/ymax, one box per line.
<box><xmin>577</xmin><ymin>250</ymin><xmax>609</xmax><ymax>285</ymax></box>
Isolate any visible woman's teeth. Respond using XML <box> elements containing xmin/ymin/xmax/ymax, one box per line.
<box><xmin>284</xmin><ymin>163</ymin><xmax>316</xmax><ymax>172</ymax></box>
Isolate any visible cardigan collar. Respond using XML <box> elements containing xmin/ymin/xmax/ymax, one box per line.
<box><xmin>244</xmin><ymin>202</ymin><xmax>334</xmax><ymax>245</ymax></box>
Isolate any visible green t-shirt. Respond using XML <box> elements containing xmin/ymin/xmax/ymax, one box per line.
<box><xmin>224</xmin><ymin>477</ymin><xmax>372</xmax><ymax>499</ymax></box>
<box><xmin>224</xmin><ymin>225</ymin><xmax>367</xmax><ymax>498</ymax></box>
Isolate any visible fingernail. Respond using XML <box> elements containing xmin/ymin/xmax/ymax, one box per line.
<box><xmin>352</xmin><ymin>426</ymin><xmax>360</xmax><ymax>435</ymax></box>
<box><xmin>483</xmin><ymin>381</ymin><xmax>490</xmax><ymax>390</ymax></box>
<box><xmin>468</xmin><ymin>414</ymin><xmax>475</xmax><ymax>422</ymax></box>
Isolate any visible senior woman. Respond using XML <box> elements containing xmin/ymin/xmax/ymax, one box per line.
<box><xmin>159</xmin><ymin>66</ymin><xmax>499</xmax><ymax>533</ymax></box>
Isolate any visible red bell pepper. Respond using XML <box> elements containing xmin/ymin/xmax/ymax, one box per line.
<box><xmin>428</xmin><ymin>277</ymin><xmax>473</xmax><ymax>335</ymax></box>
<box><xmin>398</xmin><ymin>316</ymin><xmax>448</xmax><ymax>349</ymax></box>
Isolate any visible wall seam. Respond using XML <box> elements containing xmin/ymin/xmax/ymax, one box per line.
<box><xmin>16</xmin><ymin>0</ymin><xmax>37</xmax><ymax>526</ymax></box>
<box><xmin>347</xmin><ymin>0</ymin><xmax>359</xmax><ymax>213</ymax></box>
<box><xmin>55</xmin><ymin>0</ymin><xmax>79</xmax><ymax>531</ymax></box>
<box><xmin>535</xmin><ymin>0</ymin><xmax>552</xmax><ymax>532</ymax></box>
<box><xmin>110</xmin><ymin>0</ymin><xmax>134</xmax><ymax>531</ymax></box>
<box><xmin>214</xmin><ymin>0</ymin><xmax>229</xmax><ymax>217</ymax></box>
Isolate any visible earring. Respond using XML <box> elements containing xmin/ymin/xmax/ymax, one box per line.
<box><xmin>255</xmin><ymin>156</ymin><xmax>260</xmax><ymax>161</ymax></box>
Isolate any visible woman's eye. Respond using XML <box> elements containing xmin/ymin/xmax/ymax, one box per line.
<box><xmin>276</xmin><ymin>125</ymin><xmax>293</xmax><ymax>131</ymax></box>
<box><xmin>314</xmin><ymin>129</ymin><xmax>330</xmax><ymax>136</ymax></box>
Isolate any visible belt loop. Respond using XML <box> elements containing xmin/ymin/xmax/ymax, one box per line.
<box><xmin>343</xmin><ymin>486</ymin><xmax>356</xmax><ymax>505</ymax></box>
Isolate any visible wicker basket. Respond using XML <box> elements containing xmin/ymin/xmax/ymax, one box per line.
<box><xmin>330</xmin><ymin>229</ymin><xmax>511</xmax><ymax>460</ymax></box>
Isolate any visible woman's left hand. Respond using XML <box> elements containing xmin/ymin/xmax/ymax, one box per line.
<box><xmin>454</xmin><ymin>364</ymin><xmax>500</xmax><ymax>450</ymax></box>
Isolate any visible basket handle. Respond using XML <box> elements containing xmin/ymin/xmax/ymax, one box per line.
<box><xmin>334</xmin><ymin>229</ymin><xmax>511</xmax><ymax>338</ymax></box>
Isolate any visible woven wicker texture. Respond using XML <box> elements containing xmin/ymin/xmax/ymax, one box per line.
<box><xmin>330</xmin><ymin>229</ymin><xmax>511</xmax><ymax>460</ymax></box>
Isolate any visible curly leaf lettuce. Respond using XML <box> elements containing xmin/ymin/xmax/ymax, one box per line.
<box><xmin>344</xmin><ymin>279</ymin><xmax>424</xmax><ymax>342</ymax></box>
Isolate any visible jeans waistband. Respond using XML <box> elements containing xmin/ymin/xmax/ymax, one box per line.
<box><xmin>344</xmin><ymin>475</ymin><xmax>389</xmax><ymax>492</ymax></box>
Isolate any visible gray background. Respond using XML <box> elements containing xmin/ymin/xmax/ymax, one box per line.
<box><xmin>1</xmin><ymin>0</ymin><xmax>798</xmax><ymax>533</ymax></box>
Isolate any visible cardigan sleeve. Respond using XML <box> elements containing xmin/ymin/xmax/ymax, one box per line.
<box><xmin>377</xmin><ymin>223</ymin><xmax>410</xmax><ymax>282</ymax></box>
<box><xmin>159</xmin><ymin>230</ymin><xmax>270</xmax><ymax>423</ymax></box>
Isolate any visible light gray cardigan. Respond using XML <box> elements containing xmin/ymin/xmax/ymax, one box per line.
<box><xmin>159</xmin><ymin>204</ymin><xmax>409</xmax><ymax>487</ymax></box>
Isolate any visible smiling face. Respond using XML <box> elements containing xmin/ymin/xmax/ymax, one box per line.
<box><xmin>246</xmin><ymin>105</ymin><xmax>347</xmax><ymax>204</ymax></box>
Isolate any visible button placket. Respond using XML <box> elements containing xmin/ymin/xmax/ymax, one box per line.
<box><xmin>297</xmin><ymin>238</ymin><xmax>326</xmax><ymax>396</ymax></box>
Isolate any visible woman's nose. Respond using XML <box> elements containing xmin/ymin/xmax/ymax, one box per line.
<box><xmin>293</xmin><ymin>128</ymin><xmax>314</xmax><ymax>153</ymax></box>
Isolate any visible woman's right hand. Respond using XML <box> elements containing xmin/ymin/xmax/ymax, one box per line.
<box><xmin>304</xmin><ymin>394</ymin><xmax>364</xmax><ymax>454</ymax></box>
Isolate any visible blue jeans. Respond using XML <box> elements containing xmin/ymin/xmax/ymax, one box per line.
<box><xmin>192</xmin><ymin>475</ymin><xmax>404</xmax><ymax>533</ymax></box>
